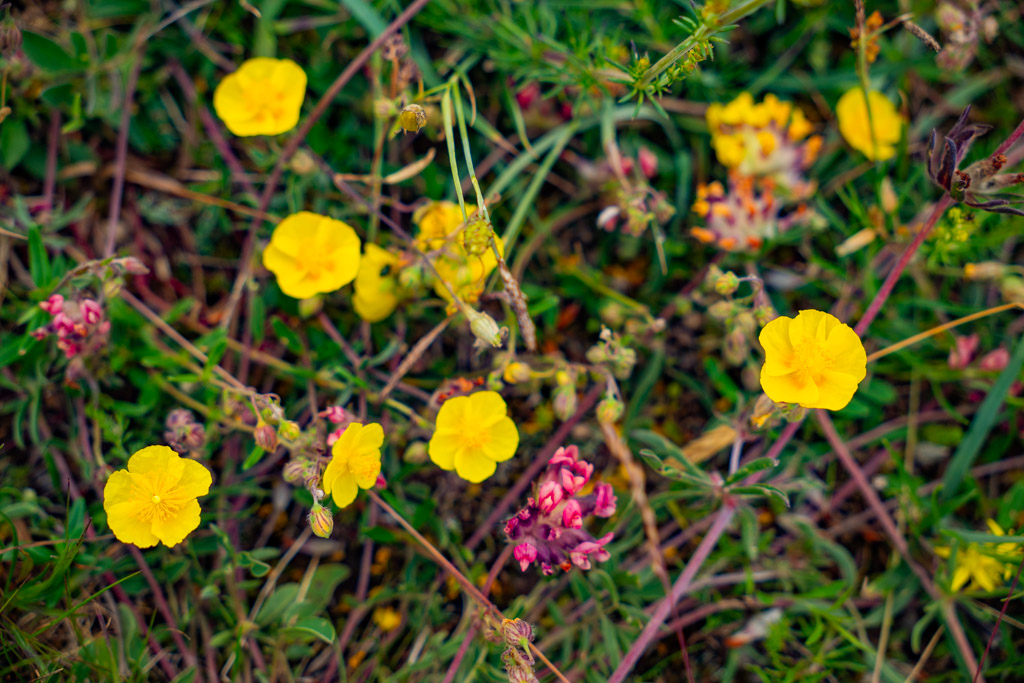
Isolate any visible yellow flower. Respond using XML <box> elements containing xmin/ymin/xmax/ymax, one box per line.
<box><xmin>103</xmin><ymin>446</ymin><xmax>212</xmax><ymax>548</ymax></box>
<box><xmin>758</xmin><ymin>310</ymin><xmax>867</xmax><ymax>411</ymax></box>
<box><xmin>353</xmin><ymin>244</ymin><xmax>402</xmax><ymax>322</ymax></box>
<box><xmin>936</xmin><ymin>520</ymin><xmax>1018</xmax><ymax>592</ymax></box>
<box><xmin>429</xmin><ymin>391</ymin><xmax>519</xmax><ymax>483</ymax></box>
<box><xmin>262</xmin><ymin>212</ymin><xmax>361</xmax><ymax>299</ymax></box>
<box><xmin>323</xmin><ymin>422</ymin><xmax>383</xmax><ymax>508</ymax></box>
<box><xmin>372</xmin><ymin>606</ymin><xmax>402</xmax><ymax>632</ymax></box>
<box><xmin>414</xmin><ymin>201</ymin><xmax>475</xmax><ymax>251</ymax></box>
<box><xmin>835</xmin><ymin>87</ymin><xmax>903</xmax><ymax>161</ymax></box>
<box><xmin>213</xmin><ymin>58</ymin><xmax>307</xmax><ymax>136</ymax></box>
<box><xmin>413</xmin><ymin>200</ymin><xmax>502</xmax><ymax>304</ymax></box>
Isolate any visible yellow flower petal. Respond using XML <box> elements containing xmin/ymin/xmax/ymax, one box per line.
<box><xmin>329</xmin><ymin>473</ymin><xmax>360</xmax><ymax>508</ymax></box>
<box><xmin>428</xmin><ymin>432</ymin><xmax>460</xmax><ymax>471</ymax></box>
<box><xmin>836</xmin><ymin>87</ymin><xmax>902</xmax><ymax>161</ymax></box>
<box><xmin>951</xmin><ymin>565</ymin><xmax>971</xmax><ymax>591</ymax></box>
<box><xmin>105</xmin><ymin>501</ymin><xmax>160</xmax><ymax>548</ymax></box>
<box><xmin>127</xmin><ymin>445</ymin><xmax>184</xmax><ymax>478</ymax></box>
<box><xmin>760</xmin><ymin>368</ymin><xmax>820</xmax><ymax>406</ymax></box>
<box><xmin>176</xmin><ymin>458</ymin><xmax>214</xmax><ymax>499</ymax></box>
<box><xmin>810</xmin><ymin>371</ymin><xmax>861</xmax><ymax>410</ymax></box>
<box><xmin>482</xmin><ymin>416</ymin><xmax>519</xmax><ymax>463</ymax></box>
<box><xmin>151</xmin><ymin>498</ymin><xmax>201</xmax><ymax>547</ymax></box>
<box><xmin>454</xmin><ymin>450</ymin><xmax>497</xmax><ymax>483</ymax></box>
<box><xmin>213</xmin><ymin>58</ymin><xmax>307</xmax><ymax>137</ymax></box>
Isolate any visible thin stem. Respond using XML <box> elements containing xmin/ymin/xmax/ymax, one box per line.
<box><xmin>973</xmin><ymin>552</ymin><xmax>1024</xmax><ymax>682</ymax></box>
<box><xmin>128</xmin><ymin>546</ymin><xmax>199</xmax><ymax>670</ymax></box>
<box><xmin>866</xmin><ymin>302</ymin><xmax>1024</xmax><ymax>363</ymax></box>
<box><xmin>103</xmin><ymin>48</ymin><xmax>144</xmax><ymax>257</ymax></box>
<box><xmin>608</xmin><ymin>503</ymin><xmax>736</xmax><ymax>683</ymax></box>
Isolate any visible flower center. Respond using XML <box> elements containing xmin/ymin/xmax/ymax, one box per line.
<box><xmin>152</xmin><ymin>495</ymin><xmax>161</xmax><ymax>504</ymax></box>
<box><xmin>792</xmin><ymin>338</ymin><xmax>834</xmax><ymax>382</ymax></box>
<box><xmin>461</xmin><ymin>426</ymin><xmax>491</xmax><ymax>451</ymax></box>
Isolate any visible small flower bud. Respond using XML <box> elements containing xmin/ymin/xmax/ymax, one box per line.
<box><xmin>288</xmin><ymin>149</ymin><xmax>317</xmax><ymax>175</ymax></box>
<box><xmin>585</xmin><ymin>344</ymin><xmax>608</xmax><ymax>364</ymax></box>
<box><xmin>880</xmin><ymin>177</ymin><xmax>898</xmax><ymax>213</ymax></box>
<box><xmin>503</xmin><ymin>361</ymin><xmax>532</xmax><ymax>384</ymax></box>
<box><xmin>750</xmin><ymin>393</ymin><xmax>779</xmax><ymax>430</ymax></box>
<box><xmin>278</xmin><ymin>420</ymin><xmax>301</xmax><ymax>441</ymax></box>
<box><xmin>283</xmin><ymin>460</ymin><xmax>306</xmax><ymax>483</ymax></box>
<box><xmin>501</xmin><ymin>618</ymin><xmax>534</xmax><ymax>649</ymax></box>
<box><xmin>184</xmin><ymin>424</ymin><xmax>206</xmax><ymax>450</ymax></box>
<box><xmin>707</xmin><ymin>300</ymin><xmax>734</xmax><ymax>320</ymax></box>
<box><xmin>0</xmin><ymin>17</ymin><xmax>21</xmax><ymax>56</ymax></box>
<box><xmin>320</xmin><ymin>405</ymin><xmax>347</xmax><ymax>424</ymax></box>
<box><xmin>466</xmin><ymin>308</ymin><xmax>503</xmax><ymax>348</ymax></box>
<box><xmin>403</xmin><ymin>440</ymin><xmax>428</xmax><ymax>464</ymax></box>
<box><xmin>836</xmin><ymin>227</ymin><xmax>877</xmax><ymax>257</ymax></box>
<box><xmin>81</xmin><ymin>299</ymin><xmax>102</xmax><ymax>326</ymax></box>
<box><xmin>552</xmin><ymin>383</ymin><xmax>577</xmax><ymax>422</ymax></box>
<box><xmin>638</xmin><ymin>147</ymin><xmax>658</xmax><ymax>178</ymax></box>
<box><xmin>713</xmin><ymin>270</ymin><xmax>741</xmax><ymax>295</ymax></box>
<box><xmin>115</xmin><ymin>256</ymin><xmax>150</xmax><ymax>275</ymax></box>
<box><xmin>596</xmin><ymin>396</ymin><xmax>623</xmax><ymax>424</ymax></box>
<box><xmin>399</xmin><ymin>104</ymin><xmax>427</xmax><ymax>133</ymax></box>
<box><xmin>596</xmin><ymin>205</ymin><xmax>620</xmax><ymax>231</ymax></box>
<box><xmin>308</xmin><ymin>502</ymin><xmax>334</xmax><ymax>538</ymax></box>
<box><xmin>102</xmin><ymin>277</ymin><xmax>123</xmax><ymax>299</ymax></box>
<box><xmin>254</xmin><ymin>421</ymin><xmax>278</xmax><ymax>451</ymax></box>
<box><xmin>461</xmin><ymin>218</ymin><xmax>492</xmax><ymax>258</ymax></box>
<box><xmin>40</xmin><ymin>294</ymin><xmax>64</xmax><ymax>315</ymax></box>
<box><xmin>298</xmin><ymin>295</ymin><xmax>323</xmax><ymax>318</ymax></box>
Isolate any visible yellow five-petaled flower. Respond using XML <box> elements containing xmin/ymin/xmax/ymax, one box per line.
<box><xmin>323</xmin><ymin>422</ymin><xmax>383</xmax><ymax>508</ymax></box>
<box><xmin>429</xmin><ymin>391</ymin><xmax>519</xmax><ymax>483</ymax></box>
<box><xmin>936</xmin><ymin>520</ymin><xmax>1019</xmax><ymax>592</ymax></box>
<box><xmin>103</xmin><ymin>446</ymin><xmax>212</xmax><ymax>548</ymax></box>
<box><xmin>758</xmin><ymin>309</ymin><xmax>867</xmax><ymax>411</ymax></box>
<box><xmin>262</xmin><ymin>212</ymin><xmax>362</xmax><ymax>300</ymax></box>
<box><xmin>213</xmin><ymin>58</ymin><xmax>307</xmax><ymax>136</ymax></box>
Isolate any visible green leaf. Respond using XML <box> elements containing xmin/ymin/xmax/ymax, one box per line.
<box><xmin>638</xmin><ymin>449</ymin><xmax>712</xmax><ymax>488</ymax></box>
<box><xmin>281</xmin><ymin>616</ymin><xmax>336</xmax><ymax>644</ymax></box>
<box><xmin>242</xmin><ymin>446</ymin><xmax>265</xmax><ymax>470</ymax></box>
<box><xmin>941</xmin><ymin>334</ymin><xmax>1024</xmax><ymax>500</ymax></box>
<box><xmin>21</xmin><ymin>31</ymin><xmax>79</xmax><ymax>72</ymax></box>
<box><xmin>726</xmin><ymin>457</ymin><xmax>778</xmax><ymax>485</ymax></box>
<box><xmin>271</xmin><ymin>317</ymin><xmax>304</xmax><ymax>354</ymax></box>
<box><xmin>28</xmin><ymin>227</ymin><xmax>50</xmax><ymax>287</ymax></box>
<box><xmin>1</xmin><ymin>118</ymin><xmax>31</xmax><ymax>171</ymax></box>
<box><xmin>338</xmin><ymin>0</ymin><xmax>387</xmax><ymax>37</ymax></box>
<box><xmin>631</xmin><ymin>429</ymin><xmax>712</xmax><ymax>483</ymax></box>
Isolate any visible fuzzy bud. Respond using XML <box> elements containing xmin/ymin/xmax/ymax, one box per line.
<box><xmin>399</xmin><ymin>104</ymin><xmax>427</xmax><ymax>133</ymax></box>
<box><xmin>403</xmin><ymin>441</ymin><xmax>428</xmax><ymax>464</ymax></box>
<box><xmin>288</xmin><ymin>149</ymin><xmax>317</xmax><ymax>175</ymax></box>
<box><xmin>501</xmin><ymin>618</ymin><xmax>534</xmax><ymax>649</ymax></box>
<box><xmin>503</xmin><ymin>361</ymin><xmax>532</xmax><ymax>384</ymax></box>
<box><xmin>308</xmin><ymin>502</ymin><xmax>334</xmax><ymax>539</ymax></box>
<box><xmin>0</xmin><ymin>17</ymin><xmax>21</xmax><ymax>56</ymax></box>
<box><xmin>963</xmin><ymin>261</ymin><xmax>1005</xmax><ymax>280</ymax></box>
<box><xmin>278</xmin><ymin>420</ymin><xmax>301</xmax><ymax>441</ymax></box>
<box><xmin>298</xmin><ymin>295</ymin><xmax>323</xmax><ymax>318</ymax></box>
<box><xmin>254</xmin><ymin>421</ymin><xmax>278</xmax><ymax>451</ymax></box>
<box><xmin>713</xmin><ymin>270</ymin><xmax>741</xmax><ymax>295</ymax></box>
<box><xmin>638</xmin><ymin>147</ymin><xmax>658</xmax><ymax>178</ymax></box>
<box><xmin>750</xmin><ymin>393</ymin><xmax>779</xmax><ymax>430</ymax></box>
<box><xmin>184</xmin><ymin>424</ymin><xmax>206</xmax><ymax>450</ymax></box>
<box><xmin>552</xmin><ymin>383</ymin><xmax>577</xmax><ymax>422</ymax></box>
<box><xmin>707</xmin><ymin>300</ymin><xmax>734</xmax><ymax>320</ymax></box>
<box><xmin>115</xmin><ymin>256</ymin><xmax>150</xmax><ymax>275</ymax></box>
<box><xmin>282</xmin><ymin>460</ymin><xmax>306</xmax><ymax>484</ymax></box>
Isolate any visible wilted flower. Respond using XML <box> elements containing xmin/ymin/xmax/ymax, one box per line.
<box><xmin>758</xmin><ymin>309</ymin><xmax>867</xmax><ymax>411</ymax></box>
<box><xmin>398</xmin><ymin>104</ymin><xmax>427</xmax><ymax>133</ymax></box>
<box><xmin>928</xmin><ymin>107</ymin><xmax>1024</xmax><ymax>216</ymax></box>
<box><xmin>504</xmin><ymin>445</ymin><xmax>616</xmax><ymax>574</ymax></box>
<box><xmin>428</xmin><ymin>391</ymin><xmax>519</xmax><ymax>483</ymax></box>
<box><xmin>262</xmin><ymin>212</ymin><xmax>362</xmax><ymax>299</ymax></box>
<box><xmin>705</xmin><ymin>92</ymin><xmax>820</xmax><ymax>197</ymax></box>
<box><xmin>213</xmin><ymin>58</ymin><xmax>307</xmax><ymax>136</ymax></box>
<box><xmin>103</xmin><ymin>446</ymin><xmax>212</xmax><ymax>548</ymax></box>
<box><xmin>836</xmin><ymin>87</ymin><xmax>903</xmax><ymax>162</ymax></box>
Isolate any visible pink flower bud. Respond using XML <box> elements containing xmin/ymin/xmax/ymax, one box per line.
<box><xmin>31</xmin><ymin>328</ymin><xmax>49</xmax><ymax>340</ymax></box>
<box><xmin>593</xmin><ymin>483</ymin><xmax>617</xmax><ymax>518</ymax></box>
<box><xmin>513</xmin><ymin>542</ymin><xmax>537</xmax><ymax>571</ymax></box>
<box><xmin>53</xmin><ymin>313</ymin><xmax>74</xmax><ymax>336</ymax></box>
<box><xmin>979</xmin><ymin>348</ymin><xmax>1010</xmax><ymax>371</ymax></box>
<box><xmin>254</xmin><ymin>422</ymin><xmax>278</xmax><ymax>451</ymax></box>
<box><xmin>117</xmin><ymin>256</ymin><xmax>150</xmax><ymax>274</ymax></box>
<box><xmin>40</xmin><ymin>294</ymin><xmax>64</xmax><ymax>315</ymax></box>
<box><xmin>596</xmin><ymin>206</ymin><xmax>621</xmax><ymax>232</ymax></box>
<box><xmin>537</xmin><ymin>481</ymin><xmax>564</xmax><ymax>514</ymax></box>
<box><xmin>561</xmin><ymin>500</ymin><xmax>582</xmax><ymax>529</ymax></box>
<box><xmin>515</xmin><ymin>82</ymin><xmax>540</xmax><ymax>110</ymax></box>
<box><xmin>638</xmin><ymin>147</ymin><xmax>658</xmax><ymax>178</ymax></box>
<box><xmin>327</xmin><ymin>426</ymin><xmax>345</xmax><ymax>446</ymax></box>
<box><xmin>80</xmin><ymin>299</ymin><xmax>102</xmax><ymax>325</ymax></box>
<box><xmin>375</xmin><ymin>474</ymin><xmax>387</xmax><ymax>489</ymax></box>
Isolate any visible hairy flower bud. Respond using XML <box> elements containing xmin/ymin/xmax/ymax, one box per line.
<box><xmin>552</xmin><ymin>383</ymin><xmax>577</xmax><ymax>422</ymax></box>
<box><xmin>466</xmin><ymin>308</ymin><xmax>503</xmax><ymax>348</ymax></box>
<box><xmin>254</xmin><ymin>421</ymin><xmax>278</xmax><ymax>451</ymax></box>
<box><xmin>403</xmin><ymin>440</ymin><xmax>428</xmax><ymax>464</ymax></box>
<box><xmin>399</xmin><ymin>104</ymin><xmax>427</xmax><ymax>133</ymax></box>
<box><xmin>713</xmin><ymin>270</ymin><xmax>740</xmax><ymax>295</ymax></box>
<box><xmin>596</xmin><ymin>396</ymin><xmax>623</xmax><ymax>425</ymax></box>
<box><xmin>184</xmin><ymin>424</ymin><xmax>206</xmax><ymax>450</ymax></box>
<box><xmin>0</xmin><ymin>17</ymin><xmax>21</xmax><ymax>56</ymax></box>
<box><xmin>308</xmin><ymin>502</ymin><xmax>334</xmax><ymax>538</ymax></box>
<box><xmin>283</xmin><ymin>460</ymin><xmax>306</xmax><ymax>484</ymax></box>
<box><xmin>501</xmin><ymin>618</ymin><xmax>534</xmax><ymax>649</ymax></box>
<box><xmin>503</xmin><ymin>361</ymin><xmax>532</xmax><ymax>384</ymax></box>
<box><xmin>278</xmin><ymin>420</ymin><xmax>301</xmax><ymax>441</ymax></box>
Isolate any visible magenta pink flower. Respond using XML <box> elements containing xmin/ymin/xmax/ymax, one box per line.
<box><xmin>513</xmin><ymin>542</ymin><xmax>538</xmax><ymax>571</ymax></box>
<box><xmin>321</xmin><ymin>406</ymin><xmax>347</xmax><ymax>423</ymax></box>
<box><xmin>537</xmin><ymin>481</ymin><xmax>564</xmax><ymax>513</ymax></box>
<box><xmin>81</xmin><ymin>299</ymin><xmax>102</xmax><ymax>325</ymax></box>
<box><xmin>979</xmin><ymin>348</ymin><xmax>1010</xmax><ymax>371</ymax></box>
<box><xmin>40</xmin><ymin>294</ymin><xmax>64</xmax><ymax>315</ymax></box>
<box><xmin>638</xmin><ymin>147</ymin><xmax>658</xmax><ymax>178</ymax></box>
<box><xmin>593</xmin><ymin>483</ymin><xmax>617</xmax><ymax>518</ymax></box>
<box><xmin>948</xmin><ymin>334</ymin><xmax>980</xmax><ymax>369</ymax></box>
<box><xmin>504</xmin><ymin>443</ymin><xmax>616</xmax><ymax>574</ymax></box>
<box><xmin>562</xmin><ymin>500</ymin><xmax>582</xmax><ymax>529</ymax></box>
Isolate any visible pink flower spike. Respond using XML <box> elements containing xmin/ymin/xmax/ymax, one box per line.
<box><xmin>548</xmin><ymin>445</ymin><xmax>579</xmax><ymax>468</ymax></box>
<box><xmin>81</xmin><ymin>299</ymin><xmax>102</xmax><ymax>325</ymax></box>
<box><xmin>979</xmin><ymin>348</ymin><xmax>1010</xmax><ymax>371</ymax></box>
<box><xmin>639</xmin><ymin>147</ymin><xmax>658</xmax><ymax>178</ymax></box>
<box><xmin>562</xmin><ymin>500</ymin><xmax>582</xmax><ymax>529</ymax></box>
<box><xmin>593</xmin><ymin>483</ymin><xmax>617</xmax><ymax>517</ymax></box>
<box><xmin>53</xmin><ymin>313</ymin><xmax>74</xmax><ymax>335</ymax></box>
<box><xmin>569</xmin><ymin>533</ymin><xmax>613</xmax><ymax>569</ymax></box>
<box><xmin>513</xmin><ymin>543</ymin><xmax>537</xmax><ymax>571</ymax></box>
<box><xmin>40</xmin><ymin>294</ymin><xmax>64</xmax><ymax>315</ymax></box>
<box><xmin>537</xmin><ymin>481</ymin><xmax>564</xmax><ymax>514</ymax></box>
